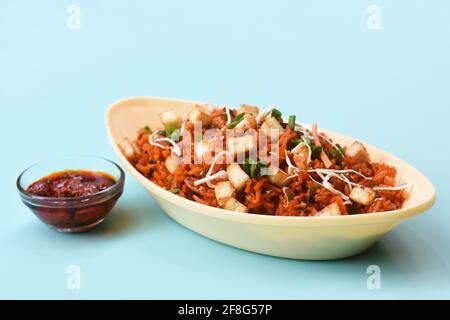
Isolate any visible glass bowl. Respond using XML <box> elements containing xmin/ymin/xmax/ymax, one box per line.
<box><xmin>17</xmin><ymin>156</ymin><xmax>125</xmax><ymax>233</ymax></box>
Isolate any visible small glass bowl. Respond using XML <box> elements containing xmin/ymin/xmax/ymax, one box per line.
<box><xmin>17</xmin><ymin>156</ymin><xmax>125</xmax><ymax>233</ymax></box>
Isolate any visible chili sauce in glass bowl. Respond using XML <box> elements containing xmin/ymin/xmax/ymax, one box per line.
<box><xmin>17</xmin><ymin>156</ymin><xmax>125</xmax><ymax>233</ymax></box>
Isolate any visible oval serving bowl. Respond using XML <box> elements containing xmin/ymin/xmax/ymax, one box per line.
<box><xmin>105</xmin><ymin>96</ymin><xmax>436</xmax><ymax>260</ymax></box>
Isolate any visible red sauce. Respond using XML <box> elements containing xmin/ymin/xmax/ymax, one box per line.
<box><xmin>27</xmin><ymin>170</ymin><xmax>116</xmax><ymax>198</ymax></box>
<box><xmin>23</xmin><ymin>170</ymin><xmax>122</xmax><ymax>232</ymax></box>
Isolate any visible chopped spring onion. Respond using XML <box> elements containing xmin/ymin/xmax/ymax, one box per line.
<box><xmin>228</xmin><ymin>112</ymin><xmax>245</xmax><ymax>129</ymax></box>
<box><xmin>169</xmin><ymin>188</ymin><xmax>181</xmax><ymax>194</ymax></box>
<box><xmin>288</xmin><ymin>115</ymin><xmax>296</xmax><ymax>129</ymax></box>
<box><xmin>242</xmin><ymin>158</ymin><xmax>267</xmax><ymax>178</ymax></box>
<box><xmin>309</xmin><ymin>143</ymin><xmax>323</xmax><ymax>160</ymax></box>
<box><xmin>143</xmin><ymin>125</ymin><xmax>152</xmax><ymax>133</ymax></box>
<box><xmin>270</xmin><ymin>108</ymin><xmax>282</xmax><ymax>120</ymax></box>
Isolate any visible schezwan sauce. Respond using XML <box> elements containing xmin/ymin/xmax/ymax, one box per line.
<box><xmin>24</xmin><ymin>170</ymin><xmax>121</xmax><ymax>232</ymax></box>
<box><xmin>27</xmin><ymin>170</ymin><xmax>116</xmax><ymax>198</ymax></box>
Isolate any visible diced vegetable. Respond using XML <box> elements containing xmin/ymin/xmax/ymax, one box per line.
<box><xmin>169</xmin><ymin>188</ymin><xmax>181</xmax><ymax>194</ymax></box>
<box><xmin>315</xmin><ymin>202</ymin><xmax>342</xmax><ymax>217</ymax></box>
<box><xmin>164</xmin><ymin>126</ymin><xmax>181</xmax><ymax>141</ymax></box>
<box><xmin>215</xmin><ymin>181</ymin><xmax>236</xmax><ymax>206</ymax></box>
<box><xmin>346</xmin><ymin>141</ymin><xmax>371</xmax><ymax>164</ymax></box>
<box><xmin>227</xmin><ymin>163</ymin><xmax>250</xmax><ymax>191</ymax></box>
<box><xmin>349</xmin><ymin>186</ymin><xmax>376</xmax><ymax>206</ymax></box>
<box><xmin>288</xmin><ymin>115</ymin><xmax>296</xmax><ymax>129</ymax></box>
<box><xmin>238</xmin><ymin>104</ymin><xmax>260</xmax><ymax>117</ymax></box>
<box><xmin>305</xmin><ymin>140</ymin><xmax>323</xmax><ymax>160</ymax></box>
<box><xmin>188</xmin><ymin>105</ymin><xmax>212</xmax><ymax>127</ymax></box>
<box><xmin>242</xmin><ymin>159</ymin><xmax>267</xmax><ymax>178</ymax></box>
<box><xmin>223</xmin><ymin>197</ymin><xmax>249</xmax><ymax>213</ymax></box>
<box><xmin>270</xmin><ymin>108</ymin><xmax>282</xmax><ymax>120</ymax></box>
<box><xmin>292</xmin><ymin>143</ymin><xmax>310</xmax><ymax>170</ymax></box>
<box><xmin>165</xmin><ymin>154</ymin><xmax>180</xmax><ymax>174</ymax></box>
<box><xmin>159</xmin><ymin>110</ymin><xmax>182</xmax><ymax>129</ymax></box>
<box><xmin>143</xmin><ymin>125</ymin><xmax>152</xmax><ymax>134</ymax></box>
<box><xmin>329</xmin><ymin>144</ymin><xmax>345</xmax><ymax>163</ymax></box>
<box><xmin>118</xmin><ymin>138</ymin><xmax>140</xmax><ymax>161</ymax></box>
<box><xmin>267</xmin><ymin>166</ymin><xmax>290</xmax><ymax>187</ymax></box>
<box><xmin>228</xmin><ymin>112</ymin><xmax>246</xmax><ymax>129</ymax></box>
<box><xmin>227</xmin><ymin>135</ymin><xmax>256</xmax><ymax>157</ymax></box>
<box><xmin>261</xmin><ymin>117</ymin><xmax>284</xmax><ymax>130</ymax></box>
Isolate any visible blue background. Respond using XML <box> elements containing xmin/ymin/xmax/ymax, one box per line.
<box><xmin>1</xmin><ymin>0</ymin><xmax>449</xmax><ymax>299</ymax></box>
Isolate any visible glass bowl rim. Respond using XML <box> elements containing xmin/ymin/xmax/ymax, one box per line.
<box><xmin>17</xmin><ymin>155</ymin><xmax>125</xmax><ymax>204</ymax></box>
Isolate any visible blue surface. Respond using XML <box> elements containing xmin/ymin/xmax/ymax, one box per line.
<box><xmin>1</xmin><ymin>0</ymin><xmax>449</xmax><ymax>299</ymax></box>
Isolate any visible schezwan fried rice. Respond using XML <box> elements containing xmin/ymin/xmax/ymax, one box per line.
<box><xmin>118</xmin><ymin>104</ymin><xmax>412</xmax><ymax>217</ymax></box>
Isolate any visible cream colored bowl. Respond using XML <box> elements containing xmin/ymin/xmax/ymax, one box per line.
<box><xmin>105</xmin><ymin>96</ymin><xmax>436</xmax><ymax>260</ymax></box>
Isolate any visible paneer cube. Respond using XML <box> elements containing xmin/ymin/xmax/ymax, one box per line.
<box><xmin>261</xmin><ymin>117</ymin><xmax>284</xmax><ymax>130</ymax></box>
<box><xmin>215</xmin><ymin>181</ymin><xmax>236</xmax><ymax>207</ymax></box>
<box><xmin>188</xmin><ymin>104</ymin><xmax>212</xmax><ymax>127</ymax></box>
<box><xmin>223</xmin><ymin>197</ymin><xmax>249</xmax><ymax>213</ymax></box>
<box><xmin>227</xmin><ymin>135</ymin><xmax>256</xmax><ymax>157</ymax></box>
<box><xmin>350</xmin><ymin>187</ymin><xmax>376</xmax><ymax>206</ymax></box>
<box><xmin>165</xmin><ymin>154</ymin><xmax>180</xmax><ymax>174</ymax></box>
<box><xmin>315</xmin><ymin>202</ymin><xmax>342</xmax><ymax>217</ymax></box>
<box><xmin>346</xmin><ymin>141</ymin><xmax>370</xmax><ymax>164</ymax></box>
<box><xmin>118</xmin><ymin>138</ymin><xmax>140</xmax><ymax>161</ymax></box>
<box><xmin>159</xmin><ymin>110</ymin><xmax>182</xmax><ymax>129</ymax></box>
<box><xmin>227</xmin><ymin>163</ymin><xmax>250</xmax><ymax>191</ymax></box>
<box><xmin>292</xmin><ymin>143</ymin><xmax>310</xmax><ymax>170</ymax></box>
<box><xmin>238</xmin><ymin>104</ymin><xmax>260</xmax><ymax>117</ymax></box>
<box><xmin>268</xmin><ymin>166</ymin><xmax>290</xmax><ymax>187</ymax></box>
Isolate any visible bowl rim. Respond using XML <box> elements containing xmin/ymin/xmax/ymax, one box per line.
<box><xmin>105</xmin><ymin>95</ymin><xmax>437</xmax><ymax>227</ymax></box>
<box><xmin>17</xmin><ymin>155</ymin><xmax>125</xmax><ymax>205</ymax></box>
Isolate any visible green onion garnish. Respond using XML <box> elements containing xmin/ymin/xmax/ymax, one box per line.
<box><xmin>288</xmin><ymin>115</ymin><xmax>296</xmax><ymax>129</ymax></box>
<box><xmin>270</xmin><ymin>108</ymin><xmax>282</xmax><ymax>120</ymax></box>
<box><xmin>242</xmin><ymin>158</ymin><xmax>267</xmax><ymax>178</ymax></box>
<box><xmin>228</xmin><ymin>112</ymin><xmax>246</xmax><ymax>129</ymax></box>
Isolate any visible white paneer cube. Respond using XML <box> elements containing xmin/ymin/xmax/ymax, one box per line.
<box><xmin>261</xmin><ymin>117</ymin><xmax>284</xmax><ymax>130</ymax></box>
<box><xmin>238</xmin><ymin>104</ymin><xmax>260</xmax><ymax>117</ymax></box>
<box><xmin>346</xmin><ymin>141</ymin><xmax>370</xmax><ymax>164</ymax></box>
<box><xmin>159</xmin><ymin>110</ymin><xmax>182</xmax><ymax>129</ymax></box>
<box><xmin>188</xmin><ymin>104</ymin><xmax>212</xmax><ymax>127</ymax></box>
<box><xmin>227</xmin><ymin>135</ymin><xmax>256</xmax><ymax>157</ymax></box>
<box><xmin>165</xmin><ymin>154</ymin><xmax>180</xmax><ymax>174</ymax></box>
<box><xmin>292</xmin><ymin>143</ymin><xmax>310</xmax><ymax>170</ymax></box>
<box><xmin>215</xmin><ymin>181</ymin><xmax>236</xmax><ymax>207</ymax></box>
<box><xmin>315</xmin><ymin>202</ymin><xmax>342</xmax><ymax>217</ymax></box>
<box><xmin>350</xmin><ymin>186</ymin><xmax>376</xmax><ymax>206</ymax></box>
<box><xmin>118</xmin><ymin>138</ymin><xmax>140</xmax><ymax>161</ymax></box>
<box><xmin>268</xmin><ymin>166</ymin><xmax>290</xmax><ymax>187</ymax></box>
<box><xmin>227</xmin><ymin>163</ymin><xmax>250</xmax><ymax>191</ymax></box>
<box><xmin>223</xmin><ymin>197</ymin><xmax>249</xmax><ymax>213</ymax></box>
